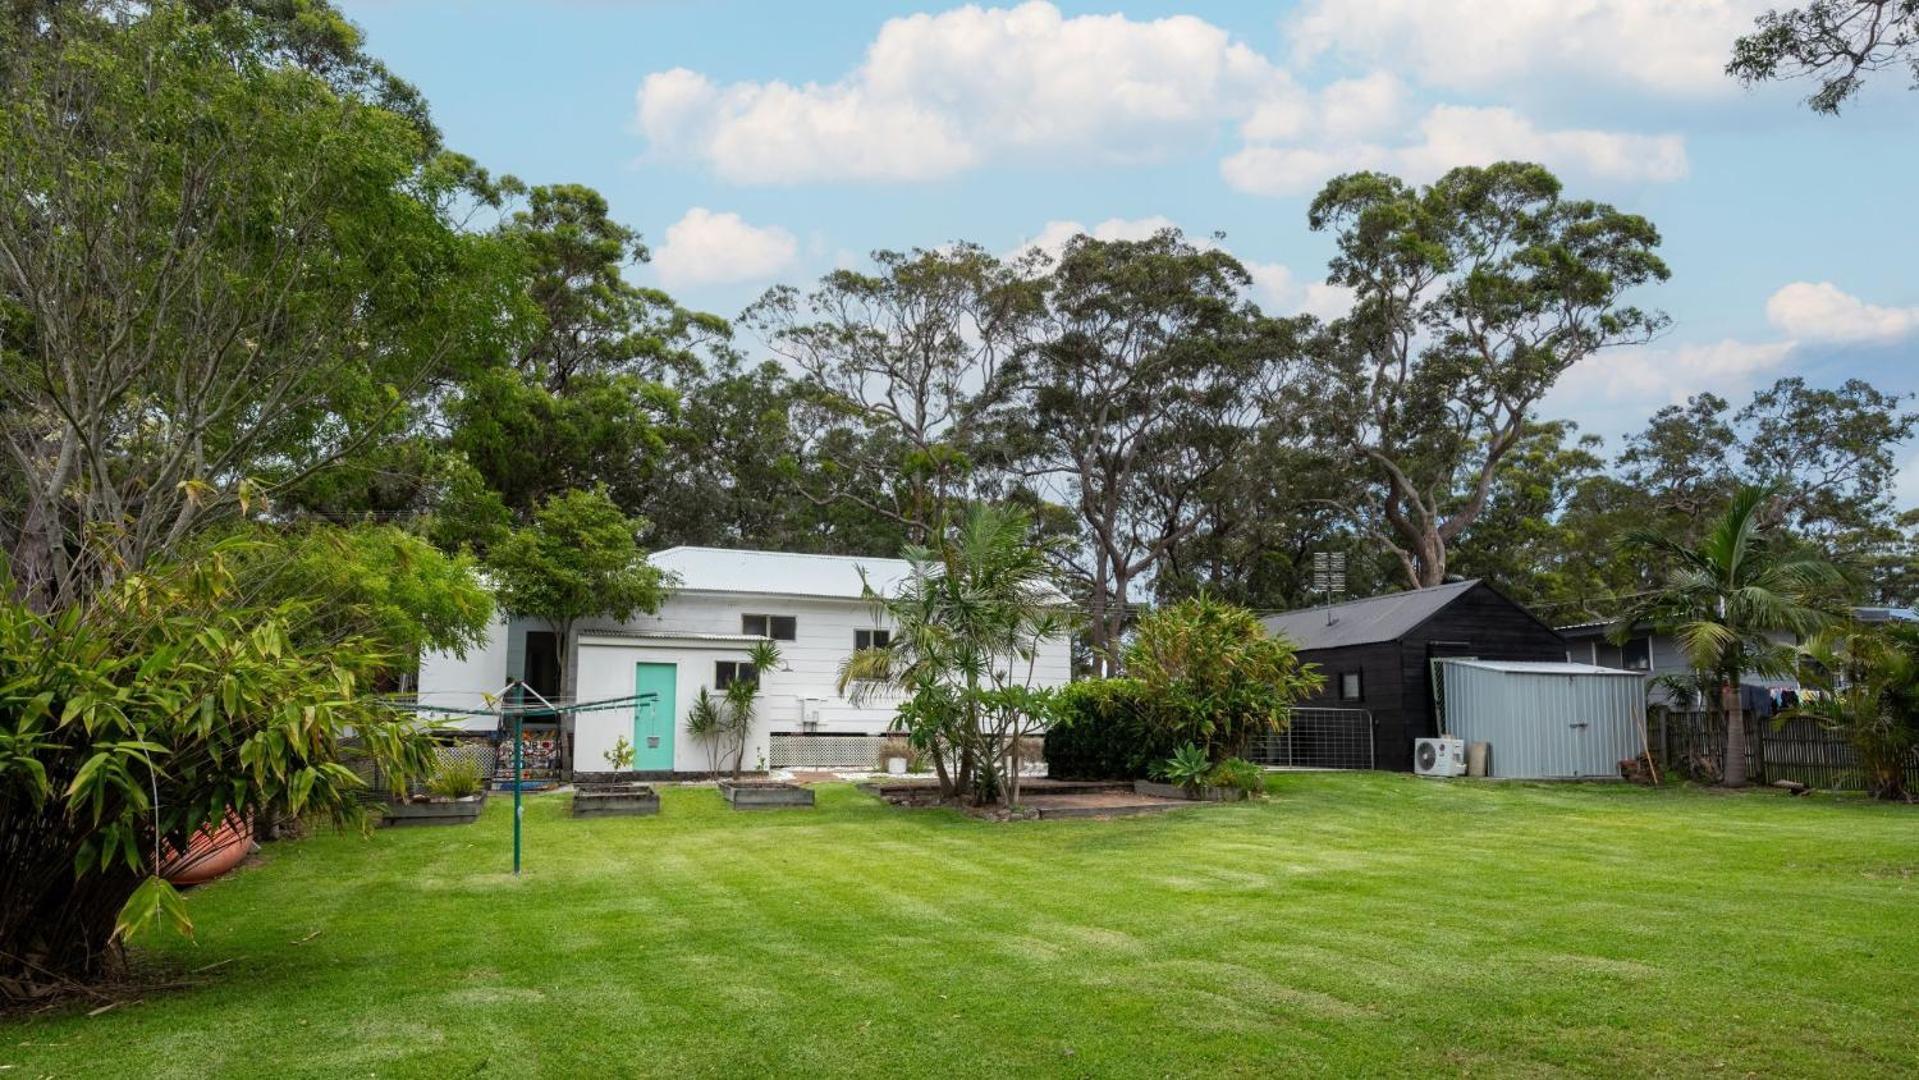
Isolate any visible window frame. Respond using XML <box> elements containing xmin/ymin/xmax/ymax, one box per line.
<box><xmin>741</xmin><ymin>613</ymin><xmax>797</xmax><ymax>641</ymax></box>
<box><xmin>1338</xmin><ymin>670</ymin><xmax>1363</xmax><ymax>702</ymax></box>
<box><xmin>854</xmin><ymin>628</ymin><xmax>892</xmax><ymax>651</ymax></box>
<box><xmin>1621</xmin><ymin>635</ymin><xmax>1652</xmax><ymax>672</ymax></box>
<box><xmin>715</xmin><ymin>660</ymin><xmax>759</xmax><ymax>690</ymax></box>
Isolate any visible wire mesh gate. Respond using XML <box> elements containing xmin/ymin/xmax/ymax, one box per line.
<box><xmin>1246</xmin><ymin>708</ymin><xmax>1375</xmax><ymax>770</ymax></box>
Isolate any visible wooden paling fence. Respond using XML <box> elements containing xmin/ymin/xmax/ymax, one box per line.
<box><xmin>1650</xmin><ymin>710</ymin><xmax>1919</xmax><ymax>792</ymax></box>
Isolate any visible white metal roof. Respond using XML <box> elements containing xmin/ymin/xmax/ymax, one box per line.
<box><xmin>648</xmin><ymin>547</ymin><xmax>914</xmax><ymax>600</ymax></box>
<box><xmin>579</xmin><ymin>629</ymin><xmax>765</xmax><ymax>644</ymax></box>
<box><xmin>1438</xmin><ymin>659</ymin><xmax>1647</xmax><ymax>677</ymax></box>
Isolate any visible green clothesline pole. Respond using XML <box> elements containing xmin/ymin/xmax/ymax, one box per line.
<box><xmin>398</xmin><ymin>685</ymin><xmax>660</xmax><ymax>878</ymax></box>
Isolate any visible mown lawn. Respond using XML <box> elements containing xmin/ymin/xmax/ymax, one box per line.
<box><xmin>5</xmin><ymin>774</ymin><xmax>1916</xmax><ymax>1077</ymax></box>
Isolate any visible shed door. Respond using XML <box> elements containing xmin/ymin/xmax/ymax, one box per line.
<box><xmin>632</xmin><ymin>663</ymin><xmax>676</xmax><ymax>771</ymax></box>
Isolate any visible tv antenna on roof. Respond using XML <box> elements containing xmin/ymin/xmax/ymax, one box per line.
<box><xmin>1312</xmin><ymin>551</ymin><xmax>1347</xmax><ymax>626</ymax></box>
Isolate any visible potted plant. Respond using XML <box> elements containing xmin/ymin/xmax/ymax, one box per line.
<box><xmin>383</xmin><ymin>755</ymin><xmax>488</xmax><ymax>826</ymax></box>
<box><xmin>571</xmin><ymin>736</ymin><xmax>660</xmax><ymax>817</ymax></box>
<box><xmin>877</xmin><ymin>735</ymin><xmax>912</xmax><ymax>776</ymax></box>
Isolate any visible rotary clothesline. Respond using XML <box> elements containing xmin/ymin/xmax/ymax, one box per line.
<box><xmin>384</xmin><ymin>680</ymin><xmax>660</xmax><ymax>876</ymax></box>
<box><xmin>381</xmin><ymin>692</ymin><xmax>657</xmax><ymax>718</ymax></box>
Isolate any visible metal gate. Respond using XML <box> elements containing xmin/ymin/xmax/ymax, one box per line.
<box><xmin>1246</xmin><ymin>708</ymin><xmax>1375</xmax><ymax>770</ymax></box>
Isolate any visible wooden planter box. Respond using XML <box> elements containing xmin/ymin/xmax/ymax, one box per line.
<box><xmin>383</xmin><ymin>793</ymin><xmax>486</xmax><ymax>826</ymax></box>
<box><xmin>719</xmin><ymin>780</ymin><xmax>814</xmax><ymax>810</ymax></box>
<box><xmin>572</xmin><ymin>783</ymin><xmax>660</xmax><ymax>818</ymax></box>
<box><xmin>1133</xmin><ymin>779</ymin><xmax>1249</xmax><ymax>802</ymax></box>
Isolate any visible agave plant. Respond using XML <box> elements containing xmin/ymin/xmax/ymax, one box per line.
<box><xmin>1155</xmin><ymin>743</ymin><xmax>1214</xmax><ymax>790</ymax></box>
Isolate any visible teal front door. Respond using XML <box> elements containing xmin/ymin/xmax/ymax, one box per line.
<box><xmin>633</xmin><ymin>663</ymin><xmax>677</xmax><ymax>771</ymax></box>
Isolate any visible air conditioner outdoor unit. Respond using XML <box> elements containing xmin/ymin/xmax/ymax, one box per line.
<box><xmin>1413</xmin><ymin>736</ymin><xmax>1467</xmax><ymax>778</ymax></box>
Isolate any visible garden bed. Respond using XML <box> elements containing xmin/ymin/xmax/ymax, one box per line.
<box><xmin>1133</xmin><ymin>779</ymin><xmax>1250</xmax><ymax>802</ymax></box>
<box><xmin>718</xmin><ymin>779</ymin><xmax>814</xmax><ymax>809</ymax></box>
<box><xmin>571</xmin><ymin>783</ymin><xmax>660</xmax><ymax>818</ymax></box>
<box><xmin>381</xmin><ymin>792</ymin><xmax>486</xmax><ymax>827</ymax></box>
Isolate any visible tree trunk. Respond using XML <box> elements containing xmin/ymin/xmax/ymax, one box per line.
<box><xmin>930</xmin><ymin>734</ymin><xmax>956</xmax><ymax>800</ymax></box>
<box><xmin>1721</xmin><ymin>682</ymin><xmax>1748</xmax><ymax>788</ymax></box>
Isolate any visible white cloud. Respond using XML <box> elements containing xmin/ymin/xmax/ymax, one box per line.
<box><xmin>1288</xmin><ymin>0</ymin><xmax>1768</xmax><ymax>97</ymax></box>
<box><xmin>1243</xmin><ymin>260</ymin><xmax>1356</xmax><ymax>320</ymax></box>
<box><xmin>636</xmin><ymin>2</ymin><xmax>1694</xmax><ymax>196</ymax></box>
<box><xmin>1765</xmin><ymin>281</ymin><xmax>1919</xmax><ymax>345</ymax></box>
<box><xmin>1553</xmin><ymin>337</ymin><xmax>1795</xmax><ymax>405</ymax></box>
<box><xmin>1007</xmin><ymin>215</ymin><xmax>1184</xmax><ymax>262</ymax></box>
<box><xmin>1223</xmin><ymin>104</ymin><xmax>1688</xmax><ymax>197</ymax></box>
<box><xmin>636</xmin><ymin>2</ymin><xmax>1289</xmax><ymax>184</ymax></box>
<box><xmin>651</xmin><ymin>208</ymin><xmax>799</xmax><ymax>287</ymax></box>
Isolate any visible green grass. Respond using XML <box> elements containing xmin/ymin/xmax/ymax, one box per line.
<box><xmin>5</xmin><ymin>775</ymin><xmax>1917</xmax><ymax>1077</ymax></box>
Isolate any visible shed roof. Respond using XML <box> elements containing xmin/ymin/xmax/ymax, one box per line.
<box><xmin>1261</xmin><ymin>579</ymin><xmax>1482</xmax><ymax>650</ymax></box>
<box><xmin>648</xmin><ymin>547</ymin><xmax>913</xmax><ymax>600</ymax></box>
<box><xmin>1437</xmin><ymin>659</ymin><xmax>1647</xmax><ymax>677</ymax></box>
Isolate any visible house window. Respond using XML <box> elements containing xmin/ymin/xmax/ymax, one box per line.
<box><xmin>854</xmin><ymin>628</ymin><xmax>891</xmax><ymax>650</ymax></box>
<box><xmin>715</xmin><ymin>660</ymin><xmax>758</xmax><ymax>690</ymax></box>
<box><xmin>1339</xmin><ymin>671</ymin><xmax>1363</xmax><ymax>701</ymax></box>
<box><xmin>1621</xmin><ymin>636</ymin><xmax>1652</xmax><ymax>672</ymax></box>
<box><xmin>742</xmin><ymin>614</ymin><xmax>797</xmax><ymax>641</ymax></box>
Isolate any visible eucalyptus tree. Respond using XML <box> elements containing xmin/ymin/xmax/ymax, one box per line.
<box><xmin>0</xmin><ymin>2</ymin><xmax>518</xmax><ymax>610</ymax></box>
<box><xmin>1729</xmin><ymin>1</ymin><xmax>1919</xmax><ymax>113</ymax></box>
<box><xmin>997</xmin><ymin>229</ymin><xmax>1301</xmax><ymax>674</ymax></box>
<box><xmin>1304</xmin><ymin>162</ymin><xmax>1670</xmax><ymax>589</ymax></box>
<box><xmin>1615</xmin><ymin>378</ymin><xmax>1916</xmax><ymax>601</ymax></box>
<box><xmin>1618</xmin><ymin>484</ymin><xmax>1843</xmax><ymax>787</ymax></box>
<box><xmin>744</xmin><ymin>244</ymin><xmax>1036</xmax><ymax>545</ymax></box>
<box><xmin>1617</xmin><ymin>393</ymin><xmax>1739</xmax><ymax>528</ymax></box>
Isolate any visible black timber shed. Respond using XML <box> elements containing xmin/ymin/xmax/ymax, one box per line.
<box><xmin>1261</xmin><ymin>580</ymin><xmax>1566</xmax><ymax>772</ymax></box>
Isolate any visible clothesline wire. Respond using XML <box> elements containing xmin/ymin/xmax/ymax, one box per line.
<box><xmin>379</xmin><ymin>691</ymin><xmax>660</xmax><ymax>718</ymax></box>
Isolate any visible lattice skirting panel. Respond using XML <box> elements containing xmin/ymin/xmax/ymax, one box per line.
<box><xmin>768</xmin><ymin>733</ymin><xmax>890</xmax><ymax>770</ymax></box>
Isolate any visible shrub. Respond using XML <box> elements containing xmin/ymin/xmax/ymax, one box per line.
<box><xmin>1042</xmin><ymin>678</ymin><xmax>1178</xmax><ymax>780</ymax></box>
<box><xmin>603</xmin><ymin>735</ymin><xmax>636</xmax><ymax>772</ymax></box>
<box><xmin>0</xmin><ymin>553</ymin><xmax>438</xmax><ymax>994</ymax></box>
<box><xmin>1125</xmin><ymin>595</ymin><xmax>1324</xmax><ymax>761</ymax></box>
<box><xmin>425</xmin><ymin>755</ymin><xmax>485</xmax><ymax>799</ymax></box>
<box><xmin>1207</xmin><ymin>757</ymin><xmax>1266</xmax><ymax>796</ymax></box>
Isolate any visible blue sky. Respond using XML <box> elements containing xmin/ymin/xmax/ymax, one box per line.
<box><xmin>342</xmin><ymin>0</ymin><xmax>1919</xmax><ymax>503</ymax></box>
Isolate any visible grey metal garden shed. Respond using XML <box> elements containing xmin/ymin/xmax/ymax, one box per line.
<box><xmin>1433</xmin><ymin>660</ymin><xmax>1649</xmax><ymax>779</ymax></box>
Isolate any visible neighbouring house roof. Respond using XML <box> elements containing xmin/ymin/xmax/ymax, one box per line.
<box><xmin>1436</xmin><ymin>659</ymin><xmax>1647</xmax><ymax>677</ymax></box>
<box><xmin>1260</xmin><ymin>579</ymin><xmax>1483</xmax><ymax>650</ymax></box>
<box><xmin>648</xmin><ymin>547</ymin><xmax>913</xmax><ymax>600</ymax></box>
<box><xmin>1558</xmin><ymin>605</ymin><xmax>1918</xmax><ymax>637</ymax></box>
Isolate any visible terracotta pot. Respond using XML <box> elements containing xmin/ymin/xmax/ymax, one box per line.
<box><xmin>159</xmin><ymin>811</ymin><xmax>256</xmax><ymax>886</ymax></box>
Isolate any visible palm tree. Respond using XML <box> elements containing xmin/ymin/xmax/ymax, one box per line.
<box><xmin>838</xmin><ymin>505</ymin><xmax>1066</xmax><ymax>805</ymax></box>
<box><xmin>1785</xmin><ymin>622</ymin><xmax>1919</xmax><ymax>801</ymax></box>
<box><xmin>1619</xmin><ymin>483</ymin><xmax>1841</xmax><ymax>787</ymax></box>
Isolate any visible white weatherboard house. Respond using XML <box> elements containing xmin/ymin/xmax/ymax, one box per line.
<box><xmin>418</xmin><ymin>547</ymin><xmax>1074</xmax><ymax>776</ymax></box>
